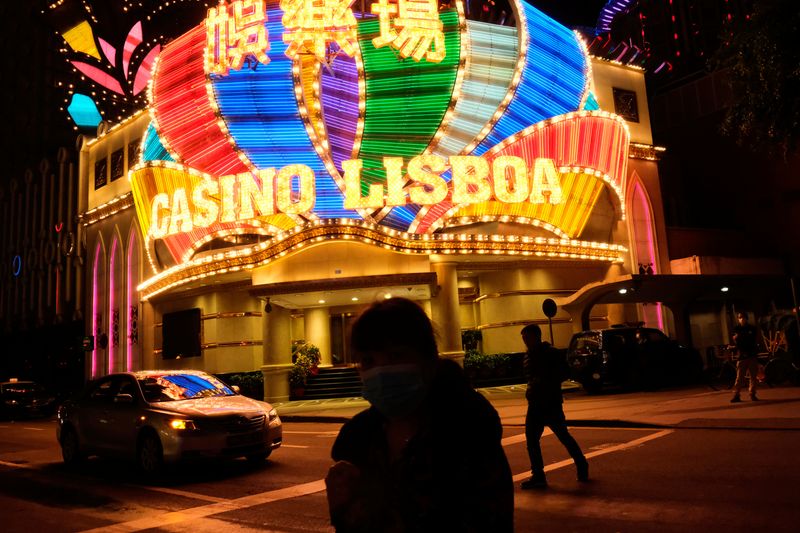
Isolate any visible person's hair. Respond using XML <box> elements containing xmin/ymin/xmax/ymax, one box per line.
<box><xmin>521</xmin><ymin>323</ymin><xmax>542</xmax><ymax>339</ymax></box>
<box><xmin>350</xmin><ymin>298</ymin><xmax>439</xmax><ymax>362</ymax></box>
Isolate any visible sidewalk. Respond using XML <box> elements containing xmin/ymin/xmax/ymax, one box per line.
<box><xmin>274</xmin><ymin>383</ymin><xmax>800</xmax><ymax>430</ymax></box>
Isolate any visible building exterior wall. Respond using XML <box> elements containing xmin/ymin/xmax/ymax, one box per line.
<box><xmin>75</xmin><ymin>4</ymin><xmax>670</xmax><ymax>404</ymax></box>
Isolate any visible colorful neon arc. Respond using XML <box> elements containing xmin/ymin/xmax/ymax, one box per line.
<box><xmin>134</xmin><ymin>0</ymin><xmax>631</xmax><ymax>272</ymax></box>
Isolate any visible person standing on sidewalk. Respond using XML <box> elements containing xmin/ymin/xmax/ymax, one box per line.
<box><xmin>731</xmin><ymin>312</ymin><xmax>760</xmax><ymax>403</ymax></box>
<box><xmin>326</xmin><ymin>298</ymin><xmax>514</xmax><ymax>531</ymax></box>
<box><xmin>520</xmin><ymin>324</ymin><xmax>588</xmax><ymax>489</ymax></box>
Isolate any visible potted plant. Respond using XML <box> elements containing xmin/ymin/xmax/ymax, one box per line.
<box><xmin>289</xmin><ymin>365</ymin><xmax>308</xmax><ymax>398</ymax></box>
<box><xmin>461</xmin><ymin>329</ymin><xmax>483</xmax><ymax>351</ymax></box>
<box><xmin>293</xmin><ymin>342</ymin><xmax>322</xmax><ymax>375</ymax></box>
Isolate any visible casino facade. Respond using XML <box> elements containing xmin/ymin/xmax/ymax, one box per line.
<box><xmin>78</xmin><ymin>0</ymin><xmax>670</xmax><ymax>402</ymax></box>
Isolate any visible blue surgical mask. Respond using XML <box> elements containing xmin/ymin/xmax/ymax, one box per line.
<box><xmin>360</xmin><ymin>364</ymin><xmax>430</xmax><ymax>418</ymax></box>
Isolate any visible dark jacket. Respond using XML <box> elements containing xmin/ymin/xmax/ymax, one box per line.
<box><xmin>330</xmin><ymin>359</ymin><xmax>514</xmax><ymax>532</ymax></box>
<box><xmin>733</xmin><ymin>324</ymin><xmax>759</xmax><ymax>359</ymax></box>
<box><xmin>525</xmin><ymin>342</ymin><xmax>569</xmax><ymax>412</ymax></box>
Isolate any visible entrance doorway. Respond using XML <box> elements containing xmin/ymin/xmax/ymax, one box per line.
<box><xmin>330</xmin><ymin>312</ymin><xmax>357</xmax><ymax>365</ymax></box>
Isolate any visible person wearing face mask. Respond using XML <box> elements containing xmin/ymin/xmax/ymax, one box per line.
<box><xmin>325</xmin><ymin>297</ymin><xmax>513</xmax><ymax>532</ymax></box>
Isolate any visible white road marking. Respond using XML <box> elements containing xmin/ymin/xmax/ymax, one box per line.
<box><xmin>511</xmin><ymin>429</ymin><xmax>675</xmax><ymax>481</ymax></box>
<box><xmin>280</xmin><ymin>444</ymin><xmax>310</xmax><ymax>448</ymax></box>
<box><xmin>136</xmin><ymin>485</ymin><xmax>229</xmax><ymax>503</ymax></box>
<box><xmin>79</xmin><ymin>479</ymin><xmax>326</xmax><ymax>533</ymax></box>
<box><xmin>8</xmin><ymin>426</ymin><xmax>670</xmax><ymax>531</ymax></box>
<box><xmin>0</xmin><ymin>459</ymin><xmax>33</xmax><ymax>469</ymax></box>
<box><xmin>23</xmin><ymin>427</ymin><xmax>45</xmax><ymax>431</ymax></box>
<box><xmin>282</xmin><ymin>430</ymin><xmax>338</xmax><ymax>436</ymax></box>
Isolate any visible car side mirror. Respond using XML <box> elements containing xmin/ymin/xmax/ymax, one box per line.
<box><xmin>231</xmin><ymin>385</ymin><xmax>241</xmax><ymax>394</ymax></box>
<box><xmin>114</xmin><ymin>393</ymin><xmax>134</xmax><ymax>404</ymax></box>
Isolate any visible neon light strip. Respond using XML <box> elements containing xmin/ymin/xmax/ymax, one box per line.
<box><xmin>414</xmin><ymin>110</ymin><xmax>630</xmax><ymax>233</ymax></box>
<box><xmin>357</xmin><ymin>9</ymin><xmax>462</xmax><ymax>230</ymax></box>
<box><xmin>320</xmin><ymin>52</ymin><xmax>359</xmax><ymax>174</ymax></box>
<box><xmin>411</xmin><ymin>0</ymin><xmax>589</xmax><ymax>232</ymax></box>
<box><xmin>469</xmin><ymin>1</ymin><xmax>588</xmax><ymax>157</ymax></box>
<box><xmin>150</xmin><ymin>24</ymin><xmax>248</xmax><ymax>175</ymax></box>
<box><xmin>137</xmin><ymin>219</ymin><xmax>626</xmax><ymax>301</ymax></box>
<box><xmin>109</xmin><ymin>238</ymin><xmax>118</xmax><ymax>374</ymax></box>
<box><xmin>127</xmin><ymin>231</ymin><xmax>135</xmax><ymax>371</ymax></box>
<box><xmin>211</xmin><ymin>6</ymin><xmax>357</xmax><ymax>219</ymax></box>
<box><xmin>596</xmin><ymin>0</ymin><xmax>637</xmax><ymax>35</ymax></box>
<box><xmin>92</xmin><ymin>243</ymin><xmax>100</xmax><ymax>377</ymax></box>
<box><xmin>441</xmin><ymin>169</ymin><xmax>605</xmax><ymax>238</ymax></box>
<box><xmin>142</xmin><ymin>124</ymin><xmax>174</xmax><ymax>163</ymax></box>
<box><xmin>430</xmin><ymin>20</ymin><xmax>518</xmax><ymax>158</ymax></box>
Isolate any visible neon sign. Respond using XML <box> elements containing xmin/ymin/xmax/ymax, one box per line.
<box><xmin>135</xmin><ymin>155</ymin><xmax>564</xmax><ymax>240</ymax></box>
<box><xmin>135</xmin><ymin>0</ymin><xmax>631</xmax><ymax>270</ymax></box>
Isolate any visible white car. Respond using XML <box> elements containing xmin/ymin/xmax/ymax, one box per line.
<box><xmin>56</xmin><ymin>370</ymin><xmax>282</xmax><ymax>474</ymax></box>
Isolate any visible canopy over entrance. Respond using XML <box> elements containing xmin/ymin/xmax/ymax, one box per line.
<box><xmin>556</xmin><ymin>274</ymin><xmax>794</xmax><ymax>340</ymax></box>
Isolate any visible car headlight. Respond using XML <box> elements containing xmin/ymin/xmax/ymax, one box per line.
<box><xmin>5</xmin><ymin>399</ymin><xmax>18</xmax><ymax>406</ymax></box>
<box><xmin>267</xmin><ymin>408</ymin><xmax>278</xmax><ymax>422</ymax></box>
<box><xmin>170</xmin><ymin>419</ymin><xmax>196</xmax><ymax>430</ymax></box>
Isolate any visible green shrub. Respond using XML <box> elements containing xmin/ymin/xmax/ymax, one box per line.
<box><xmin>463</xmin><ymin>351</ymin><xmax>511</xmax><ymax>376</ymax></box>
<box><xmin>216</xmin><ymin>371</ymin><xmax>264</xmax><ymax>400</ymax></box>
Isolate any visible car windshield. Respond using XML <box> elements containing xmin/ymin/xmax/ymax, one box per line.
<box><xmin>2</xmin><ymin>383</ymin><xmax>43</xmax><ymax>395</ymax></box>
<box><xmin>138</xmin><ymin>374</ymin><xmax>234</xmax><ymax>402</ymax></box>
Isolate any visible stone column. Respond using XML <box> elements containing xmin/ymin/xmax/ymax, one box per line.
<box><xmin>431</xmin><ymin>262</ymin><xmax>464</xmax><ymax>365</ymax></box>
<box><xmin>305</xmin><ymin>306</ymin><xmax>332</xmax><ymax>366</ymax></box>
<box><xmin>261</xmin><ymin>304</ymin><xmax>292</xmax><ymax>403</ymax></box>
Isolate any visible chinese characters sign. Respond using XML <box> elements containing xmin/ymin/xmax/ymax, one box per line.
<box><xmin>206</xmin><ymin>0</ymin><xmax>270</xmax><ymax>75</ymax></box>
<box><xmin>281</xmin><ymin>0</ymin><xmax>359</xmax><ymax>62</ymax></box>
<box><xmin>372</xmin><ymin>0</ymin><xmax>445</xmax><ymax>62</ymax></box>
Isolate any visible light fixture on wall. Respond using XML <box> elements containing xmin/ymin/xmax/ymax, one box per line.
<box><xmin>264</xmin><ymin>298</ymin><xmax>273</xmax><ymax>313</ymax></box>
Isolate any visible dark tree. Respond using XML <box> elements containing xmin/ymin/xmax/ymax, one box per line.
<box><xmin>713</xmin><ymin>0</ymin><xmax>800</xmax><ymax>156</ymax></box>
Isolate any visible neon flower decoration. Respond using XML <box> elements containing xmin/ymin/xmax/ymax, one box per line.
<box><xmin>67</xmin><ymin>21</ymin><xmax>161</xmax><ymax>97</ymax></box>
<box><xmin>132</xmin><ymin>0</ymin><xmax>631</xmax><ymax>270</ymax></box>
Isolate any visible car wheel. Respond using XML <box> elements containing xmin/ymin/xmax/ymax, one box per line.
<box><xmin>60</xmin><ymin>426</ymin><xmax>85</xmax><ymax>465</ymax></box>
<box><xmin>137</xmin><ymin>432</ymin><xmax>164</xmax><ymax>475</ymax></box>
<box><xmin>246</xmin><ymin>449</ymin><xmax>272</xmax><ymax>463</ymax></box>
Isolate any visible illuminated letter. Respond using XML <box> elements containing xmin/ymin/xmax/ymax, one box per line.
<box><xmin>219</xmin><ymin>175</ymin><xmax>237</xmax><ymax>223</ymax></box>
<box><xmin>407</xmin><ymin>155</ymin><xmax>447</xmax><ymax>205</ymax></box>
<box><xmin>384</xmin><ymin>157</ymin><xmax>406</xmax><ymax>206</ymax></box>
<box><xmin>276</xmin><ymin>164</ymin><xmax>316</xmax><ymax>214</ymax></box>
<box><xmin>371</xmin><ymin>0</ymin><xmax>445</xmax><ymax>63</ymax></box>
<box><xmin>168</xmin><ymin>188</ymin><xmax>194</xmax><ymax>236</ymax></box>
<box><xmin>343</xmin><ymin>159</ymin><xmax>384</xmax><ymax>209</ymax></box>
<box><xmin>149</xmin><ymin>193</ymin><xmax>170</xmax><ymax>239</ymax></box>
<box><xmin>281</xmin><ymin>0</ymin><xmax>358</xmax><ymax>61</ymax></box>
<box><xmin>238</xmin><ymin>169</ymin><xmax>276</xmax><ymax>221</ymax></box>
<box><xmin>492</xmin><ymin>156</ymin><xmax>529</xmax><ymax>203</ymax></box>
<box><xmin>451</xmin><ymin>156</ymin><xmax>490</xmax><ymax>205</ymax></box>
<box><xmin>193</xmin><ymin>179</ymin><xmax>220</xmax><ymax>228</ymax></box>
<box><xmin>530</xmin><ymin>158</ymin><xmax>563</xmax><ymax>204</ymax></box>
<box><xmin>206</xmin><ymin>0</ymin><xmax>270</xmax><ymax>76</ymax></box>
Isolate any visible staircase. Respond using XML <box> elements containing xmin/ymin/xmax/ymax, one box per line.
<box><xmin>300</xmin><ymin>367</ymin><xmax>363</xmax><ymax>400</ymax></box>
